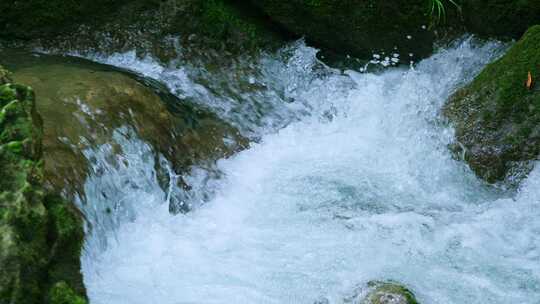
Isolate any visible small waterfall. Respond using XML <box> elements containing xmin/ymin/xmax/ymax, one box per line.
<box><xmin>78</xmin><ymin>126</ymin><xmax>168</xmax><ymax>252</ymax></box>
<box><xmin>73</xmin><ymin>39</ymin><xmax>540</xmax><ymax>303</ymax></box>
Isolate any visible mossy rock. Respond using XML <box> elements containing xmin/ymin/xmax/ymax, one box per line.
<box><xmin>444</xmin><ymin>25</ymin><xmax>540</xmax><ymax>184</ymax></box>
<box><xmin>170</xmin><ymin>0</ymin><xmax>285</xmax><ymax>52</ymax></box>
<box><xmin>361</xmin><ymin>281</ymin><xmax>419</xmax><ymax>304</ymax></box>
<box><xmin>248</xmin><ymin>0</ymin><xmax>438</xmax><ymax>60</ymax></box>
<box><xmin>0</xmin><ymin>0</ymin><xmax>130</xmax><ymax>40</ymax></box>
<box><xmin>6</xmin><ymin>51</ymin><xmax>247</xmax><ymax>205</ymax></box>
<box><xmin>0</xmin><ymin>65</ymin><xmax>11</xmax><ymax>84</ymax></box>
<box><xmin>1</xmin><ymin>0</ymin><xmax>286</xmax><ymax>58</ymax></box>
<box><xmin>0</xmin><ymin>69</ymin><xmax>86</xmax><ymax>303</ymax></box>
<box><xmin>48</xmin><ymin>281</ymin><xmax>87</xmax><ymax>304</ymax></box>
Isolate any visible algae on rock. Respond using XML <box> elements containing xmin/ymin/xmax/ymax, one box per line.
<box><xmin>1</xmin><ymin>0</ymin><xmax>286</xmax><ymax>61</ymax></box>
<box><xmin>337</xmin><ymin>281</ymin><xmax>420</xmax><ymax>304</ymax></box>
<box><xmin>444</xmin><ymin>25</ymin><xmax>540</xmax><ymax>184</ymax></box>
<box><xmin>0</xmin><ymin>67</ymin><xmax>86</xmax><ymax>304</ymax></box>
<box><xmin>5</xmin><ymin>51</ymin><xmax>247</xmax><ymax>211</ymax></box>
<box><xmin>247</xmin><ymin>0</ymin><xmax>443</xmax><ymax>60</ymax></box>
<box><xmin>361</xmin><ymin>281</ymin><xmax>419</xmax><ymax>304</ymax></box>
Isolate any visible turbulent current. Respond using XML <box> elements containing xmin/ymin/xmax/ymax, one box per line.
<box><xmin>75</xmin><ymin>39</ymin><xmax>540</xmax><ymax>303</ymax></box>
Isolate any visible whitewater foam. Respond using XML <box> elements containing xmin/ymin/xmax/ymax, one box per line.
<box><xmin>79</xmin><ymin>39</ymin><xmax>540</xmax><ymax>304</ymax></box>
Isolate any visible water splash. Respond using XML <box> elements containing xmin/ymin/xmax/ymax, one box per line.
<box><xmin>79</xmin><ymin>39</ymin><xmax>540</xmax><ymax>304</ymax></box>
<box><xmin>68</xmin><ymin>40</ymin><xmax>354</xmax><ymax>139</ymax></box>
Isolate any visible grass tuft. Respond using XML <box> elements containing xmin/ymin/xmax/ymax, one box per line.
<box><xmin>429</xmin><ymin>0</ymin><xmax>461</xmax><ymax>25</ymax></box>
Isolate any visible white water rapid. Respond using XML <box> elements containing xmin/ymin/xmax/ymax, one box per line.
<box><xmin>77</xmin><ymin>39</ymin><xmax>540</xmax><ymax>303</ymax></box>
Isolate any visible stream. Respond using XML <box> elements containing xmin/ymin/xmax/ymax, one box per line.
<box><xmin>73</xmin><ymin>39</ymin><xmax>540</xmax><ymax>303</ymax></box>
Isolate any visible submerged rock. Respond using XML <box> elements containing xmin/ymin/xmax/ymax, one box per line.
<box><xmin>444</xmin><ymin>25</ymin><xmax>540</xmax><ymax>184</ymax></box>
<box><xmin>6</xmin><ymin>52</ymin><xmax>246</xmax><ymax>204</ymax></box>
<box><xmin>0</xmin><ymin>67</ymin><xmax>86</xmax><ymax>303</ymax></box>
<box><xmin>0</xmin><ymin>0</ymin><xmax>128</xmax><ymax>39</ymax></box>
<box><xmin>361</xmin><ymin>281</ymin><xmax>419</xmax><ymax>304</ymax></box>
<box><xmin>246</xmin><ymin>1</ymin><xmax>540</xmax><ymax>61</ymax></box>
<box><xmin>338</xmin><ymin>281</ymin><xmax>420</xmax><ymax>304</ymax></box>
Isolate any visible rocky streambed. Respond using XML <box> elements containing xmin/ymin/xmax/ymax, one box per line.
<box><xmin>1</xmin><ymin>1</ymin><xmax>539</xmax><ymax>303</ymax></box>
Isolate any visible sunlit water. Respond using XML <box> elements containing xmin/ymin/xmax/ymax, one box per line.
<box><xmin>76</xmin><ymin>39</ymin><xmax>540</xmax><ymax>303</ymax></box>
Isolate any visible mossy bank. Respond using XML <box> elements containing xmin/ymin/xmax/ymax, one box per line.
<box><xmin>362</xmin><ymin>281</ymin><xmax>419</xmax><ymax>304</ymax></box>
<box><xmin>0</xmin><ymin>0</ymin><xmax>286</xmax><ymax>57</ymax></box>
<box><xmin>0</xmin><ymin>67</ymin><xmax>87</xmax><ymax>303</ymax></box>
<box><xmin>249</xmin><ymin>0</ymin><xmax>540</xmax><ymax>60</ymax></box>
<box><xmin>444</xmin><ymin>25</ymin><xmax>540</xmax><ymax>184</ymax></box>
<box><xmin>248</xmin><ymin>0</ymin><xmax>437</xmax><ymax>60</ymax></box>
<box><xmin>1</xmin><ymin>0</ymin><xmax>540</xmax><ymax>61</ymax></box>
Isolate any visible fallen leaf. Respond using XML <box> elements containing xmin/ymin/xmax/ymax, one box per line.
<box><xmin>526</xmin><ymin>71</ymin><xmax>533</xmax><ymax>90</ymax></box>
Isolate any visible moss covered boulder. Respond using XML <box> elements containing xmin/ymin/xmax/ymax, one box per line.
<box><xmin>169</xmin><ymin>0</ymin><xmax>285</xmax><ymax>52</ymax></box>
<box><xmin>444</xmin><ymin>25</ymin><xmax>540</xmax><ymax>184</ymax></box>
<box><xmin>0</xmin><ymin>68</ymin><xmax>86</xmax><ymax>303</ymax></box>
<box><xmin>361</xmin><ymin>281</ymin><xmax>419</xmax><ymax>304</ymax></box>
<box><xmin>5</xmin><ymin>52</ymin><xmax>246</xmax><ymax>203</ymax></box>
<box><xmin>1</xmin><ymin>0</ymin><xmax>285</xmax><ymax>57</ymax></box>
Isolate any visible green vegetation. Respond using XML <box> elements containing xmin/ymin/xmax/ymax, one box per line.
<box><xmin>202</xmin><ymin>0</ymin><xmax>259</xmax><ymax>43</ymax></box>
<box><xmin>363</xmin><ymin>281</ymin><xmax>420</xmax><ymax>304</ymax></box>
<box><xmin>444</xmin><ymin>25</ymin><xmax>540</xmax><ymax>183</ymax></box>
<box><xmin>169</xmin><ymin>0</ymin><xmax>284</xmax><ymax>52</ymax></box>
<box><xmin>48</xmin><ymin>282</ymin><xmax>87</xmax><ymax>304</ymax></box>
<box><xmin>0</xmin><ymin>67</ymin><xmax>86</xmax><ymax>304</ymax></box>
<box><xmin>429</xmin><ymin>0</ymin><xmax>461</xmax><ymax>24</ymax></box>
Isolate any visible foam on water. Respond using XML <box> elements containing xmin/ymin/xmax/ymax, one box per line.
<box><xmin>80</xmin><ymin>39</ymin><xmax>540</xmax><ymax>303</ymax></box>
<box><xmin>72</xmin><ymin>41</ymin><xmax>352</xmax><ymax>139</ymax></box>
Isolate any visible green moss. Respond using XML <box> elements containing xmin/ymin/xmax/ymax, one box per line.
<box><xmin>5</xmin><ymin>140</ymin><xmax>23</xmax><ymax>153</ymax></box>
<box><xmin>248</xmin><ymin>0</ymin><xmax>436</xmax><ymax>59</ymax></box>
<box><xmin>0</xmin><ymin>66</ymin><xmax>12</xmax><ymax>84</ymax></box>
<box><xmin>444</xmin><ymin>25</ymin><xmax>540</xmax><ymax>183</ymax></box>
<box><xmin>48</xmin><ymin>282</ymin><xmax>87</xmax><ymax>304</ymax></box>
<box><xmin>0</xmin><ymin>84</ymin><xmax>17</xmax><ymax>105</ymax></box>
<box><xmin>202</xmin><ymin>0</ymin><xmax>258</xmax><ymax>41</ymax></box>
<box><xmin>44</xmin><ymin>194</ymin><xmax>86</xmax><ymax>297</ymax></box>
<box><xmin>1</xmin><ymin>0</ymin><xmax>286</xmax><ymax>56</ymax></box>
<box><xmin>470</xmin><ymin>26</ymin><xmax>540</xmax><ymax>123</ymax></box>
<box><xmin>364</xmin><ymin>281</ymin><xmax>419</xmax><ymax>304</ymax></box>
<box><xmin>168</xmin><ymin>0</ymin><xmax>283</xmax><ymax>52</ymax></box>
<box><xmin>0</xmin><ymin>66</ymin><xmax>86</xmax><ymax>303</ymax></box>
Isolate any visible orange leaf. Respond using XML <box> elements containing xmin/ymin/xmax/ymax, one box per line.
<box><xmin>526</xmin><ymin>71</ymin><xmax>533</xmax><ymax>90</ymax></box>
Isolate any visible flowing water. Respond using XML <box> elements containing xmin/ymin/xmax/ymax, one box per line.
<box><xmin>74</xmin><ymin>39</ymin><xmax>540</xmax><ymax>303</ymax></box>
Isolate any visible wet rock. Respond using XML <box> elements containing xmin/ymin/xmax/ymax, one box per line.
<box><xmin>248</xmin><ymin>0</ymin><xmax>436</xmax><ymax>60</ymax></box>
<box><xmin>246</xmin><ymin>1</ymin><xmax>540</xmax><ymax>61</ymax></box>
<box><xmin>462</xmin><ymin>1</ymin><xmax>540</xmax><ymax>40</ymax></box>
<box><xmin>48</xmin><ymin>281</ymin><xmax>87</xmax><ymax>304</ymax></box>
<box><xmin>7</xmin><ymin>52</ymin><xmax>246</xmax><ymax>201</ymax></box>
<box><xmin>444</xmin><ymin>25</ymin><xmax>540</xmax><ymax>184</ymax></box>
<box><xmin>339</xmin><ymin>281</ymin><xmax>419</xmax><ymax>304</ymax></box>
<box><xmin>0</xmin><ymin>67</ymin><xmax>86</xmax><ymax>303</ymax></box>
<box><xmin>0</xmin><ymin>0</ymin><xmax>129</xmax><ymax>39</ymax></box>
<box><xmin>361</xmin><ymin>281</ymin><xmax>419</xmax><ymax>304</ymax></box>
<box><xmin>1</xmin><ymin>0</ymin><xmax>286</xmax><ymax>58</ymax></box>
<box><xmin>0</xmin><ymin>65</ymin><xmax>10</xmax><ymax>83</ymax></box>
